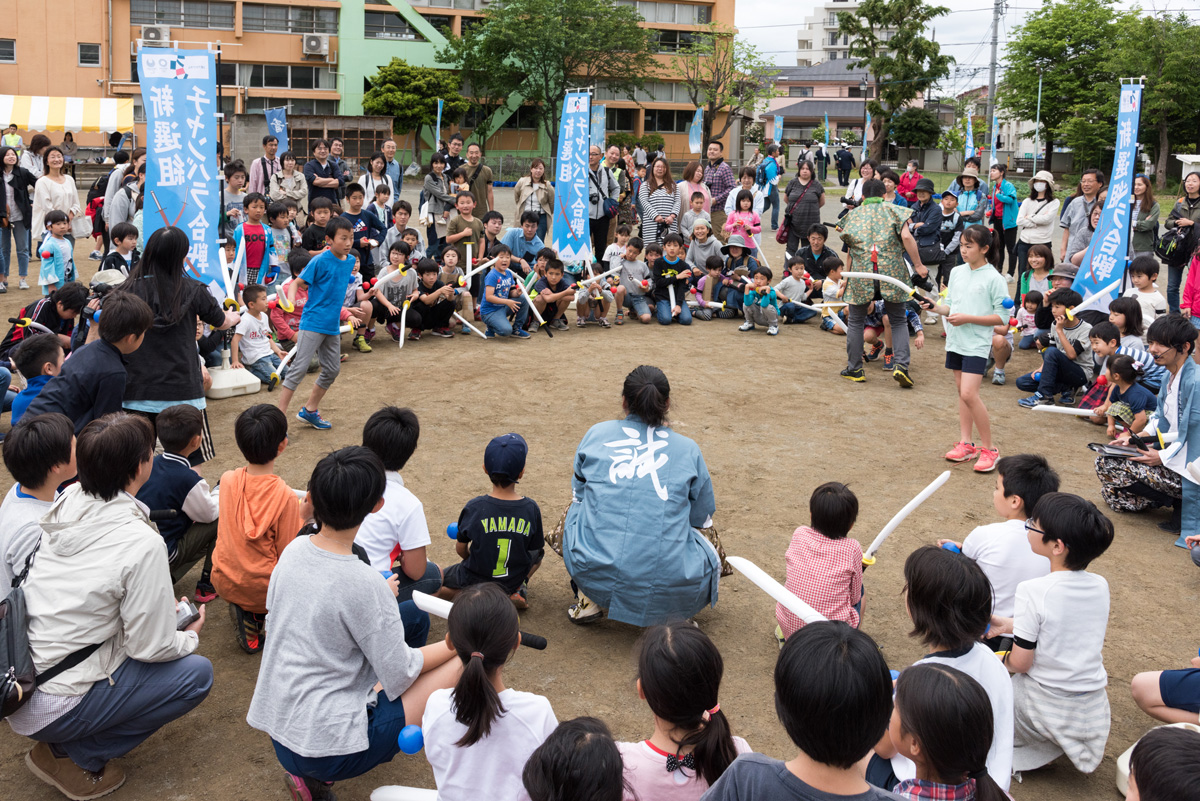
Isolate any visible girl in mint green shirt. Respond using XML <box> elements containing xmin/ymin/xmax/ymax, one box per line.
<box><xmin>920</xmin><ymin>226</ymin><xmax>1009</xmax><ymax>472</ymax></box>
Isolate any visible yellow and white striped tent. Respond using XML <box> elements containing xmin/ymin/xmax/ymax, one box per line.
<box><xmin>0</xmin><ymin>95</ymin><xmax>134</xmax><ymax>133</ymax></box>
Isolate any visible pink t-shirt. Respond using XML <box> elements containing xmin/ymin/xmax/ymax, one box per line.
<box><xmin>617</xmin><ymin>736</ymin><xmax>751</xmax><ymax>801</ymax></box>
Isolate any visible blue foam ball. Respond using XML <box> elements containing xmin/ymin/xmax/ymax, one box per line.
<box><xmin>1001</xmin><ymin>296</ymin><xmax>1015</xmax><ymax>309</ymax></box>
<box><xmin>397</xmin><ymin>724</ymin><xmax>424</xmax><ymax>754</ymax></box>
<box><xmin>941</xmin><ymin>542</ymin><xmax>962</xmax><ymax>554</ymax></box>
<box><xmin>890</xmin><ymin>670</ymin><xmax>900</xmax><ymax>681</ymax></box>
<box><xmin>447</xmin><ymin>522</ymin><xmax>458</xmax><ymax>539</ymax></box>
<box><xmin>1033</xmin><ymin>371</ymin><xmax>1041</xmax><ymax>381</ymax></box>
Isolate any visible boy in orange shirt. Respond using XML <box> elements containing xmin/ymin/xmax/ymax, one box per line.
<box><xmin>212</xmin><ymin>404</ymin><xmax>305</xmax><ymax>653</ymax></box>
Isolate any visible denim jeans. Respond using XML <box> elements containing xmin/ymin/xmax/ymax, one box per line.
<box><xmin>624</xmin><ymin>294</ymin><xmax>651</xmax><ymax>318</ymax></box>
<box><xmin>1</xmin><ymin>219</ymin><xmax>30</xmax><ymax>278</ymax></box>
<box><xmin>0</xmin><ymin>366</ymin><xmax>16</xmax><ymax>413</ymax></box>
<box><xmin>481</xmin><ymin>297</ymin><xmax>530</xmax><ymax>336</ymax></box>
<box><xmin>780</xmin><ymin>302</ymin><xmax>819</xmax><ymax>323</ymax></box>
<box><xmin>1015</xmin><ymin>347</ymin><xmax>1088</xmax><ymax>396</ymax></box>
<box><xmin>768</xmin><ymin>185</ymin><xmax>780</xmax><ymax>229</ymax></box>
<box><xmin>393</xmin><ymin>559</ymin><xmax>442</xmax><ymax>603</ymax></box>
<box><xmin>655</xmin><ymin>297</ymin><xmax>692</xmax><ymax>325</ymax></box>
<box><xmin>1168</xmin><ymin>261</ymin><xmax>1185</xmax><ymax>313</ymax></box>
<box><xmin>535</xmin><ymin>213</ymin><xmax>549</xmax><ymax>242</ymax></box>
<box><xmin>243</xmin><ymin>353</ymin><xmax>282</xmax><ymax>385</ymax></box>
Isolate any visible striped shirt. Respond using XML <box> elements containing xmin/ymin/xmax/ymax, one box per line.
<box><xmin>638</xmin><ymin>184</ymin><xmax>680</xmax><ymax>247</ymax></box>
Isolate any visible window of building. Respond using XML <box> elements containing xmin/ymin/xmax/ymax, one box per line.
<box><xmin>847</xmin><ymin>86</ymin><xmax>873</xmax><ymax>98</ymax></box>
<box><xmin>364</xmin><ymin>11</ymin><xmax>423</xmax><ymax>40</ymax></box>
<box><xmin>245</xmin><ymin>97</ymin><xmax>339</xmax><ymax>116</ymax></box>
<box><xmin>460</xmin><ymin>15</ymin><xmax>484</xmax><ymax>33</ymax></box>
<box><xmin>828</xmin><ymin>32</ymin><xmax>839</xmax><ymax>46</ymax></box>
<box><xmin>500</xmin><ymin>106</ymin><xmax>540</xmax><ymax>130</ymax></box>
<box><xmin>130</xmin><ymin>0</ymin><xmax>235</xmax><ymax>29</ymax></box>
<box><xmin>78</xmin><ymin>43</ymin><xmax>101</xmax><ymax>67</ymax></box>
<box><xmin>828</xmin><ymin>51</ymin><xmax>838</xmax><ymax>60</ymax></box>
<box><xmin>232</xmin><ymin>63</ymin><xmax>337</xmax><ymax>90</ymax></box>
<box><xmin>644</xmin><ymin>109</ymin><xmax>690</xmax><ymax>134</ymax></box>
<box><xmin>420</xmin><ymin>14</ymin><xmax>453</xmax><ymax>34</ymax></box>
<box><xmin>797</xmin><ymin>39</ymin><xmax>810</xmax><ymax>50</ymax></box>
<box><xmin>828</xmin><ymin>12</ymin><xmax>838</xmax><ymax>24</ymax></box>
<box><xmin>788</xmin><ymin>86</ymin><xmax>813</xmax><ymax>98</ymax></box>
<box><xmin>629</xmin><ymin>1</ymin><xmax>711</xmax><ymax>25</ymax></box>
<box><xmin>0</xmin><ymin>39</ymin><xmax>12</xmax><ymax>63</ymax></box>
<box><xmin>607</xmin><ymin>108</ymin><xmax>635</xmax><ymax>132</ymax></box>
<box><xmin>241</xmin><ymin>4</ymin><xmax>338</xmax><ymax>34</ymax></box>
<box><xmin>656</xmin><ymin>29</ymin><xmax>696</xmax><ymax>53</ymax></box>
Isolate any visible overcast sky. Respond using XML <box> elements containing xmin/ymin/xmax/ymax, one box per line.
<box><xmin>733</xmin><ymin>0</ymin><xmax>1200</xmax><ymax>97</ymax></box>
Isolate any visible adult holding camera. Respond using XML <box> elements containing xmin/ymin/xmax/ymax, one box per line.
<box><xmin>840</xmin><ymin>158</ymin><xmax>878</xmax><ymax>217</ymax></box>
<box><xmin>121</xmin><ymin>227</ymin><xmax>239</xmax><ymax>465</ymax></box>
<box><xmin>12</xmin><ymin>412</ymin><xmax>212</xmax><ymax>800</ymax></box>
<box><xmin>588</xmin><ymin>146</ymin><xmax>619</xmax><ymax>263</ymax></box>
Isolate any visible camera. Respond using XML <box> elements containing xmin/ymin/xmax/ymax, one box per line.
<box><xmin>176</xmin><ymin>598</ymin><xmax>200</xmax><ymax>630</ymax></box>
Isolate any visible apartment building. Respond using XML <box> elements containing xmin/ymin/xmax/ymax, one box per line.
<box><xmin>794</xmin><ymin>0</ymin><xmax>892</xmax><ymax>67</ymax></box>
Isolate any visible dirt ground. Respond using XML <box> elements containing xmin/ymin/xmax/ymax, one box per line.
<box><xmin>0</xmin><ymin>185</ymin><xmax>1196</xmax><ymax>801</ymax></box>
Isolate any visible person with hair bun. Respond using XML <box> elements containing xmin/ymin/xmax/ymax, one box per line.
<box><xmin>560</xmin><ymin>365</ymin><xmax>718</xmax><ymax>625</ymax></box>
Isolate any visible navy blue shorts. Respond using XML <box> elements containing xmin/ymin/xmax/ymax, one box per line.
<box><xmin>273</xmin><ymin>691</ymin><xmax>407</xmax><ymax>783</ymax></box>
<box><xmin>946</xmin><ymin>351</ymin><xmax>987</xmax><ymax>375</ymax></box>
<box><xmin>1159</xmin><ymin>668</ymin><xmax>1200</xmax><ymax>713</ymax></box>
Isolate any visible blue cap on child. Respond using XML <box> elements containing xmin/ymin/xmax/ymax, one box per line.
<box><xmin>484</xmin><ymin>433</ymin><xmax>528</xmax><ymax>484</ymax></box>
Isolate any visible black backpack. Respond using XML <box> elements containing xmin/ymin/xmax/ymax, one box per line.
<box><xmin>86</xmin><ymin>170</ymin><xmax>113</xmax><ymax>204</ymax></box>
<box><xmin>1156</xmin><ymin>226</ymin><xmax>1194</xmax><ymax>267</ymax></box>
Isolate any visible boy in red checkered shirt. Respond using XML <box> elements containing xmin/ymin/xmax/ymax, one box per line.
<box><xmin>775</xmin><ymin>482</ymin><xmax>863</xmax><ymax>644</ymax></box>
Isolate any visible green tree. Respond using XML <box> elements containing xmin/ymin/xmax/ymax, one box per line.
<box><xmin>361</xmin><ymin>59</ymin><xmax>472</xmax><ymax>163</ymax></box>
<box><xmin>998</xmin><ymin>0</ymin><xmax>1116</xmax><ymax>168</ymax></box>
<box><xmin>673</xmin><ymin>24</ymin><xmax>778</xmax><ymax>146</ymax></box>
<box><xmin>935</xmin><ymin>97</ymin><xmax>969</xmax><ymax>171</ymax></box>
<box><xmin>437</xmin><ymin>0</ymin><xmax>658</xmax><ymax>154</ymax></box>
<box><xmin>890</xmin><ymin>107</ymin><xmax>941</xmax><ymax>164</ymax></box>
<box><xmin>839</xmin><ymin>0</ymin><xmax>953</xmax><ymax>162</ymax></box>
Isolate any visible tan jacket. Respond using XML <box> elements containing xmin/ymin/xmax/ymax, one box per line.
<box><xmin>513</xmin><ymin>176</ymin><xmax>555</xmax><ymax>216</ymax></box>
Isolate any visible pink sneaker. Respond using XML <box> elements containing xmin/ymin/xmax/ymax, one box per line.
<box><xmin>974</xmin><ymin>448</ymin><xmax>999</xmax><ymax>472</ymax></box>
<box><xmin>945</xmin><ymin>441</ymin><xmax>978</xmax><ymax>462</ymax></box>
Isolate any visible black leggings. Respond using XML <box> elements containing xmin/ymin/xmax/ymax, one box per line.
<box><xmin>998</xmin><ymin>226</ymin><xmax>1018</xmax><ymax>277</ymax></box>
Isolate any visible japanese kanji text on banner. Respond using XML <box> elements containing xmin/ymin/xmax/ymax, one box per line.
<box><xmin>552</xmin><ymin>92</ymin><xmax>592</xmax><ymax>267</ymax></box>
<box><xmin>137</xmin><ymin>49</ymin><xmax>222</xmax><ymax>295</ymax></box>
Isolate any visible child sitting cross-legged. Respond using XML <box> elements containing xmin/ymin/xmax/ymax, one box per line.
<box><xmin>702</xmin><ymin>622</ymin><xmax>899</xmax><ymax>801</ymax></box>
<box><xmin>888</xmin><ymin>664</ymin><xmax>1010</xmax><ymax>801</ymax></box>
<box><xmin>993</xmin><ymin>492</ymin><xmax>1115</xmax><ymax>776</ymax></box>
<box><xmin>776</xmin><ymin>482</ymin><xmax>863</xmax><ymax>644</ymax></box>
<box><xmin>232</xmin><ymin>283</ymin><xmax>288</xmax><ymax>386</ymax></box>
<box><xmin>867</xmin><ymin>546</ymin><xmax>1014</xmax><ymax>793</ymax></box>
<box><xmin>271</xmin><ymin>252</ymin><xmax>312</xmax><ymax>351</ymax></box>
<box><xmin>246</xmin><ymin>446</ymin><xmax>460</xmax><ymax>801</ymax></box>
<box><xmin>424</xmin><ymin>583</ymin><xmax>558</xmax><ymax>800</ymax></box>
<box><xmin>134</xmin><ymin>404</ymin><xmax>220</xmax><ymax>603</ymax></box>
<box><xmin>937</xmin><ymin>454</ymin><xmax>1059</xmax><ymax>639</ymax></box>
<box><xmin>407</xmin><ymin>258</ymin><xmax>458</xmax><ymax>341</ymax></box>
<box><xmin>211</xmin><ymin>404</ymin><xmax>303</xmax><ymax>654</ymax></box>
<box><xmin>617</xmin><ymin>623</ymin><xmax>750</xmax><ymax>800</ymax></box>
<box><xmin>438</xmin><ymin>433</ymin><xmax>544</xmax><ymax>609</ymax></box>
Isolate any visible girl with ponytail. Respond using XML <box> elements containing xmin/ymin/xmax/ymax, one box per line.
<box><xmin>889</xmin><ymin>663</ymin><xmax>1008</xmax><ymax>801</ymax></box>
<box><xmin>423</xmin><ymin>583</ymin><xmax>557</xmax><ymax>800</ymax></box>
<box><xmin>618</xmin><ymin>623</ymin><xmax>749</xmax><ymax>800</ymax></box>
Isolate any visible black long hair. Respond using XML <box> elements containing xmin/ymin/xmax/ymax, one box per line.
<box><xmin>959</xmin><ymin>225</ymin><xmax>1004</xmax><ymax>271</ymax></box>
<box><xmin>522</xmin><ymin>717</ymin><xmax>627</xmax><ymax>801</ymax></box>
<box><xmin>126</xmin><ymin>226</ymin><xmax>192</xmax><ymax>325</ymax></box>
<box><xmin>894</xmin><ymin>664</ymin><xmax>1007</xmax><ymax>801</ymax></box>
<box><xmin>622</xmin><ymin>365</ymin><xmax>670</xmax><ymax>428</ymax></box>
<box><xmin>637</xmin><ymin>623</ymin><xmax>738</xmax><ymax>787</ymax></box>
<box><xmin>447</xmin><ymin>583</ymin><xmax>520</xmax><ymax>747</ymax></box>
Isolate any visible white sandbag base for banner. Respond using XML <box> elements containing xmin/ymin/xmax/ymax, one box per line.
<box><xmin>206</xmin><ymin>352</ymin><xmax>263</xmax><ymax>399</ymax></box>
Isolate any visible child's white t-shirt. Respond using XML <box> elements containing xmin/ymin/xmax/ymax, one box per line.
<box><xmin>616</xmin><ymin>736</ymin><xmax>752</xmax><ymax>801</ymax></box>
<box><xmin>602</xmin><ymin>243</ymin><xmax>624</xmax><ymax>271</ymax></box>
<box><xmin>353</xmin><ymin>471</ymin><xmax>431</xmax><ymax>572</ymax></box>
<box><xmin>1013</xmin><ymin>570</ymin><xmax>1109</xmax><ymax>692</ymax></box>
<box><xmin>890</xmin><ymin>642</ymin><xmax>1014</xmax><ymax>791</ymax></box>
<box><xmin>1124</xmin><ymin>285</ymin><xmax>1167</xmax><ymax>338</ymax></box>
<box><xmin>423</xmin><ymin>687</ymin><xmax>557</xmax><ymax>801</ymax></box>
<box><xmin>962</xmin><ymin>518</ymin><xmax>1050</xmax><ymax>618</ymax></box>
<box><xmin>233</xmin><ymin>311</ymin><xmax>273</xmax><ymax>365</ymax></box>
<box><xmin>343</xmin><ymin>273</ymin><xmax>362</xmax><ymax>308</ymax></box>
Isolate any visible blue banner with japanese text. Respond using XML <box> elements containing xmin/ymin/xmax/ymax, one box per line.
<box><xmin>137</xmin><ymin>49</ymin><xmax>221</xmax><ymax>295</ymax></box>
<box><xmin>264</xmin><ymin>107</ymin><xmax>288</xmax><ymax>156</ymax></box>
<box><xmin>965</xmin><ymin>114</ymin><xmax>974</xmax><ymax>164</ymax></box>
<box><xmin>688</xmin><ymin>108</ymin><xmax>703</xmax><ymax>154</ymax></box>
<box><xmin>591</xmin><ymin>104</ymin><xmax>606</xmax><ymax>151</ymax></box>
<box><xmin>552</xmin><ymin>92</ymin><xmax>592</xmax><ymax>266</ymax></box>
<box><xmin>1074</xmin><ymin>84</ymin><xmax>1143</xmax><ymax>309</ymax></box>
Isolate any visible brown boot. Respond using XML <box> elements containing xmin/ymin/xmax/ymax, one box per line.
<box><xmin>25</xmin><ymin>742</ymin><xmax>126</xmax><ymax>800</ymax></box>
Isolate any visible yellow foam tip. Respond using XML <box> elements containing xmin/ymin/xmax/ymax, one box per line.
<box><xmin>995</xmin><ymin>651</ymin><xmax>1010</xmax><ymax>660</ymax></box>
<box><xmin>1066</xmin><ymin>308</ymin><xmax>1076</xmax><ymax>320</ymax></box>
<box><xmin>224</xmin><ymin>298</ymin><xmax>239</xmax><ymax>310</ymax></box>
<box><xmin>276</xmin><ymin>297</ymin><xmax>294</xmax><ymax>313</ymax></box>
<box><xmin>1158</xmin><ymin>430</ymin><xmax>1165</xmax><ymax>448</ymax></box>
<box><xmin>861</xmin><ymin>555</ymin><xmax>876</xmax><ymax>567</ymax></box>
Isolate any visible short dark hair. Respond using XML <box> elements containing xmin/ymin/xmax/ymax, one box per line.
<box><xmin>995</xmin><ymin>454</ymin><xmax>1059</xmax><ymax>515</ymax></box>
<box><xmin>450</xmin><ymin>132</ymin><xmax>464</xmax><ymax>143</ymax></box>
<box><xmin>288</xmin><ymin>248</ymin><xmax>311</xmax><ymax>277</ymax></box>
<box><xmin>536</xmin><ymin>247</ymin><xmax>557</xmax><ymax>261</ymax></box>
<box><xmin>402</xmin><ymin>227</ymin><xmax>420</xmax><ymax>240</ymax></box>
<box><xmin>43</xmin><ymin>209</ymin><xmax>69</xmax><ymax>228</ymax></box>
<box><xmin>903</xmin><ymin>546</ymin><xmax>992</xmax><ymax>649</ymax></box>
<box><xmin>775</xmin><ymin>622</ymin><xmax>893</xmax><ymax>768</ymax></box>
<box><xmin>3</xmin><ymin>412</ymin><xmax>74</xmax><ymax>488</ymax></box>
<box><xmin>267</xmin><ymin>201</ymin><xmax>289</xmax><ymax>223</ymax></box>
<box><xmin>1128</xmin><ymin>254</ymin><xmax>1159</xmax><ymax>278</ymax></box>
<box><xmin>1050</xmin><ymin>288</ymin><xmax>1082</xmax><ymax>308</ymax></box>
<box><xmin>861</xmin><ymin>179</ymin><xmax>885</xmax><ymax>199</ymax></box>
<box><xmin>77</xmin><ymin>413</ymin><xmax>154</xmax><ymax>501</ymax></box>
<box><xmin>1130</xmin><ymin>725</ymin><xmax>1200</xmax><ymax>801</ymax></box>
<box><xmin>311</xmin><ymin>138</ymin><xmax>330</xmax><ymax>153</ymax></box>
<box><xmin>878</xmin><ymin>168</ymin><xmax>900</xmax><ymax>184</ymax></box>
<box><xmin>363</xmin><ymin>407</ymin><xmax>420</xmax><ymax>472</ymax></box>
<box><xmin>523</xmin><ymin>717</ymin><xmax>627</xmax><ymax>801</ymax></box>
<box><xmin>242</xmin><ymin>283</ymin><xmax>268</xmax><ymax>305</ymax></box>
<box><xmin>156</xmin><ymin>404</ymin><xmax>204</xmax><ymax>454</ymax></box>
<box><xmin>224</xmin><ymin>160</ymin><xmax>247</xmax><ymax>180</ymax></box>
<box><xmin>690</xmin><ymin>191</ymin><xmax>705</xmax><ymax>203</ymax></box>
<box><xmin>808</xmin><ymin>223</ymin><xmax>829</xmax><ymax>239</ymax></box>
<box><xmin>52</xmin><ymin>282</ymin><xmax>88</xmax><ymax>312</ymax></box>
<box><xmin>243</xmin><ymin>192</ymin><xmax>267</xmax><ymax>210</ymax></box>
<box><xmin>615</xmin><ymin>223</ymin><xmax>632</xmax><ymax>236</ymax></box>
<box><xmin>705</xmin><ymin>255</ymin><xmax>723</xmax><ymax>271</ymax></box>
<box><xmin>97</xmin><ymin>291</ymin><xmax>153</xmax><ymax>344</ymax></box>
<box><xmin>662</xmin><ymin>233</ymin><xmax>685</xmax><ymax>247</ymax></box>
<box><xmin>752</xmin><ymin>265</ymin><xmax>773</xmax><ymax>281</ymax></box>
<box><xmin>234</xmin><ymin>404</ymin><xmax>288</xmax><ymax>465</ymax></box>
<box><xmin>110</xmin><ymin>221</ymin><xmax>139</xmax><ymax>242</ymax></box>
<box><xmin>325</xmin><ymin>216</ymin><xmax>354</xmax><ymax>238</ymax></box>
<box><xmin>645</xmin><ymin>242</ymin><xmax>663</xmax><ymax>256</ymax></box>
<box><xmin>708</xmin><ymin>140</ymin><xmax>724</xmax><ymax>151</ymax></box>
<box><xmin>13</xmin><ymin>334</ymin><xmax>63</xmax><ymax>380</ymax></box>
<box><xmin>114</xmin><ymin>150</ymin><xmax>130</xmax><ymax>165</ymax></box>
<box><xmin>393</xmin><ymin>199</ymin><xmax>413</xmax><ymax>215</ymax></box>
<box><xmin>626</xmin><ymin>237</ymin><xmax>643</xmax><ymax>252</ymax></box>
<box><xmin>1147</xmin><ymin>313</ymin><xmax>1197</xmax><ymax>358</ymax></box>
<box><xmin>809</xmin><ymin>482</ymin><xmax>858</xmax><ymax>539</ymax></box>
<box><xmin>455</xmin><ymin>190</ymin><xmax>474</xmax><ymax>204</ymax></box>
<box><xmin>309</xmin><ymin>196</ymin><xmax>334</xmax><ymax>213</ymax></box>
<box><xmin>344</xmin><ymin>183</ymin><xmax>365</xmax><ymax>199</ymax></box>
<box><xmin>1088</xmin><ymin>320</ymin><xmax>1120</xmax><ymax>343</ymax></box>
<box><xmin>262</xmin><ymin>134</ymin><xmax>278</xmax><ymax>146</ymax></box>
<box><xmin>491</xmin><ymin>243</ymin><xmax>512</xmax><ymax>257</ymax></box>
<box><xmin>389</xmin><ymin>241</ymin><xmax>411</xmax><ymax>256</ymax></box>
<box><xmin>417</xmin><ymin>258</ymin><xmax>439</xmax><ymax>276</ymax></box>
<box><xmin>1031</xmin><ymin>492</ymin><xmax>1113</xmax><ymax>570</ymax></box>
<box><xmin>1082</xmin><ymin>168</ymin><xmax>1106</xmax><ymax>186</ymax></box>
<box><xmin>481</xmin><ymin>210</ymin><xmax>503</xmax><ymax>226</ymax></box>
<box><xmin>308</xmin><ymin>446</ymin><xmax>387</xmax><ymax>531</ymax></box>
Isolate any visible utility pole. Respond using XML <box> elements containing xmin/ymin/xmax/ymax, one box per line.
<box><xmin>984</xmin><ymin>0</ymin><xmax>1002</xmax><ymax>162</ymax></box>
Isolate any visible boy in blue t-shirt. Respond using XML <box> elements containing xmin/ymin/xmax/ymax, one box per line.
<box><xmin>479</xmin><ymin>244</ymin><xmax>530</xmax><ymax>339</ymax></box>
<box><xmin>277</xmin><ymin>217</ymin><xmax>356</xmax><ymax>430</ymax></box>
<box><xmin>341</xmin><ymin>184</ymin><xmax>386</xmax><ymax>281</ymax></box>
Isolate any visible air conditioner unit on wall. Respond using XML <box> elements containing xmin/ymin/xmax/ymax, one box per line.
<box><xmin>140</xmin><ymin>25</ymin><xmax>171</xmax><ymax>45</ymax></box>
<box><xmin>302</xmin><ymin>34</ymin><xmax>329</xmax><ymax>57</ymax></box>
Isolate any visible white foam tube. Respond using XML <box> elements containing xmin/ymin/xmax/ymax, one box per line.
<box><xmin>1030</xmin><ymin>405</ymin><xmax>1101</xmax><ymax>417</ymax></box>
<box><xmin>461</xmin><ymin>255</ymin><xmax>499</xmax><ymax>285</ymax></box>
<box><xmin>1067</xmin><ymin>280</ymin><xmax>1121</xmax><ymax>320</ymax></box>
<box><xmin>842</xmin><ymin>270</ymin><xmax>915</xmax><ymax>296</ymax></box>
<box><xmin>516</xmin><ymin>277</ymin><xmax>546</xmax><ymax>327</ymax></box>
<box><xmin>863</xmin><ymin>471</ymin><xmax>951</xmax><ymax>562</ymax></box>
<box><xmin>466</xmin><ymin>244</ymin><xmax>472</xmax><ymax>275</ymax></box>
<box><xmin>575</xmin><ymin>266</ymin><xmax>621</xmax><ymax>289</ymax></box>
<box><xmin>376</xmin><ymin>266</ymin><xmax>409</xmax><ymax>287</ymax></box>
<box><xmin>271</xmin><ymin>324</ymin><xmax>352</xmax><ymax>383</ymax></box>
<box><xmin>796</xmin><ymin>301</ymin><xmax>847</xmax><ymax>332</ymax></box>
<box><xmin>727</xmin><ymin>556</ymin><xmax>826</xmax><ymax>625</ymax></box>
<box><xmin>217</xmin><ymin>246</ymin><xmax>238</xmax><ymax>306</ymax></box>
<box><xmin>454</xmin><ymin>311</ymin><xmax>488</xmax><ymax>339</ymax></box>
<box><xmin>687</xmin><ymin>300</ymin><xmax>726</xmax><ymax>310</ymax></box>
<box><xmin>413</xmin><ymin>590</ymin><xmax>453</xmax><ymax>619</ymax></box>
<box><xmin>370</xmin><ymin>788</ymin><xmax>438</xmax><ymax>801</ymax></box>
<box><xmin>396</xmin><ymin>301</ymin><xmax>411</xmax><ymax>350</ymax></box>
<box><xmin>668</xmin><ymin>284</ymin><xmax>677</xmax><ymax>312</ymax></box>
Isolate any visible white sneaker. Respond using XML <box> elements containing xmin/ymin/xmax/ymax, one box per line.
<box><xmin>767</xmin><ymin>325</ymin><xmax>779</xmax><ymax>336</ymax></box>
<box><xmin>1005</xmin><ymin>273</ymin><xmax>1015</xmax><ymax>284</ymax></box>
<box><xmin>738</xmin><ymin>322</ymin><xmax>755</xmax><ymax>331</ymax></box>
<box><xmin>87</xmin><ymin>250</ymin><xmax>102</xmax><ymax>261</ymax></box>
<box><xmin>18</xmin><ymin>278</ymin><xmax>28</xmax><ymax>290</ymax></box>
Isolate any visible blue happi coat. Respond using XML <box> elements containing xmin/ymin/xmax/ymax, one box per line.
<box><xmin>562</xmin><ymin>415</ymin><xmax>718</xmax><ymax>626</ymax></box>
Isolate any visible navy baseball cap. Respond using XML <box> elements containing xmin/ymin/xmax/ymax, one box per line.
<box><xmin>484</xmin><ymin>433</ymin><xmax>527</xmax><ymax>482</ymax></box>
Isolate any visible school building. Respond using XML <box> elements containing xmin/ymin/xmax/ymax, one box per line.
<box><xmin>0</xmin><ymin>0</ymin><xmax>739</xmax><ymax>163</ymax></box>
